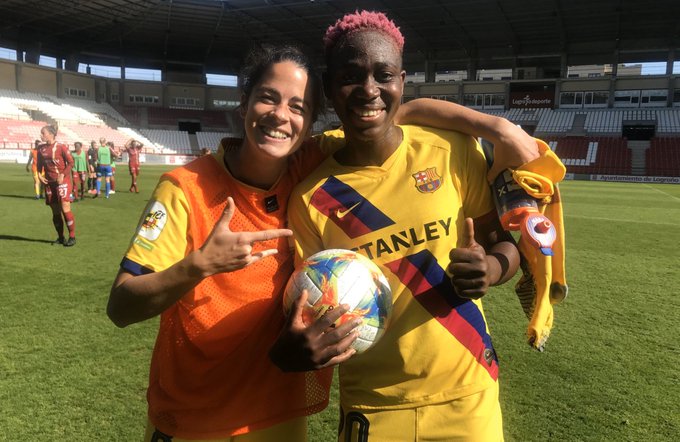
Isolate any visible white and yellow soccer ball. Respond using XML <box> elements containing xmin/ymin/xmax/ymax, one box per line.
<box><xmin>283</xmin><ymin>249</ymin><xmax>393</xmax><ymax>354</ymax></box>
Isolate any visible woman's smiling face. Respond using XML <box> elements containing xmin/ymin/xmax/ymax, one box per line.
<box><xmin>242</xmin><ymin>60</ymin><xmax>314</xmax><ymax>161</ymax></box>
<box><xmin>325</xmin><ymin>30</ymin><xmax>405</xmax><ymax>144</ymax></box>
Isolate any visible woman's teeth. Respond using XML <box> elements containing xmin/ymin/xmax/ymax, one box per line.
<box><xmin>358</xmin><ymin>109</ymin><xmax>381</xmax><ymax>117</ymax></box>
<box><xmin>262</xmin><ymin>127</ymin><xmax>288</xmax><ymax>139</ymax></box>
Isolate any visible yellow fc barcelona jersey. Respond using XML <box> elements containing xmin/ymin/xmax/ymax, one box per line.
<box><xmin>289</xmin><ymin>125</ymin><xmax>499</xmax><ymax>410</ymax></box>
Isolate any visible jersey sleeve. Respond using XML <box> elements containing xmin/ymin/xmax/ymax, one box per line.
<box><xmin>121</xmin><ymin>178</ymin><xmax>190</xmax><ymax>275</ymax></box>
<box><xmin>459</xmin><ymin>136</ymin><xmax>495</xmax><ymax>220</ymax></box>
<box><xmin>288</xmin><ymin>186</ymin><xmax>325</xmax><ymax>268</ymax></box>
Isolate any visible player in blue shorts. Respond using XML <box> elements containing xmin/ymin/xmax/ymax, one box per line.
<box><xmin>95</xmin><ymin>139</ymin><xmax>114</xmax><ymax>198</ymax></box>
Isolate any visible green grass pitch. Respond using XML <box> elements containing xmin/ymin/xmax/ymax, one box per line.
<box><xmin>0</xmin><ymin>162</ymin><xmax>678</xmax><ymax>441</ymax></box>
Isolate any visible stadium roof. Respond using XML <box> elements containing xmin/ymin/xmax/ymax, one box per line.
<box><xmin>1</xmin><ymin>0</ymin><xmax>679</xmax><ymax>75</ymax></box>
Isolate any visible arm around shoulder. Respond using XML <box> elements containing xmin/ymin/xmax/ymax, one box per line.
<box><xmin>396</xmin><ymin>98</ymin><xmax>539</xmax><ymax>179</ymax></box>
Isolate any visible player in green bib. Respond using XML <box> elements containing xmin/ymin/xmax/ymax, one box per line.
<box><xmin>95</xmin><ymin>141</ymin><xmax>114</xmax><ymax>198</ymax></box>
<box><xmin>71</xmin><ymin>142</ymin><xmax>88</xmax><ymax>200</ymax></box>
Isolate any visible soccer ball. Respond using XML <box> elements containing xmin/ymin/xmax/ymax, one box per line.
<box><xmin>283</xmin><ymin>249</ymin><xmax>392</xmax><ymax>354</ymax></box>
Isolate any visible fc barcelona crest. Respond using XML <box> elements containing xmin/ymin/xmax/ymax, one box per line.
<box><xmin>412</xmin><ymin>167</ymin><xmax>441</xmax><ymax>193</ymax></box>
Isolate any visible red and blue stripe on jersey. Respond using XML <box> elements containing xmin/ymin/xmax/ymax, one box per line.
<box><xmin>310</xmin><ymin>176</ymin><xmax>395</xmax><ymax>238</ymax></box>
<box><xmin>310</xmin><ymin>175</ymin><xmax>498</xmax><ymax>380</ymax></box>
<box><xmin>385</xmin><ymin>249</ymin><xmax>499</xmax><ymax>380</ymax></box>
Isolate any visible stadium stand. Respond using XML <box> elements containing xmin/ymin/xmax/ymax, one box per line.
<box><xmin>655</xmin><ymin>110</ymin><xmax>680</xmax><ymax>134</ymax></box>
<box><xmin>196</xmin><ymin>131</ymin><xmax>235</xmax><ymax>151</ymax></box>
<box><xmin>117</xmin><ymin>106</ymin><xmax>143</xmax><ymax>127</ymax></box>
<box><xmin>62</xmin><ymin>124</ymin><xmax>129</xmax><ymax>146</ymax></box>
<box><xmin>0</xmin><ymin>89</ymin><xmax>104</xmax><ymax>125</ymax></box>
<box><xmin>54</xmin><ymin>97</ymin><xmax>130</xmax><ymax>126</ymax></box>
<box><xmin>0</xmin><ymin>98</ymin><xmax>31</xmax><ymax>120</ymax></box>
<box><xmin>2</xmin><ymin>75</ymin><xmax>680</xmax><ymax>176</ymax></box>
<box><xmin>647</xmin><ymin>138</ymin><xmax>680</xmax><ymax>177</ymax></box>
<box><xmin>139</xmin><ymin>129</ymin><xmax>192</xmax><ymax>154</ymax></box>
<box><xmin>535</xmin><ymin>110</ymin><xmax>577</xmax><ymax>134</ymax></box>
<box><xmin>548</xmin><ymin>136</ymin><xmax>632</xmax><ymax>175</ymax></box>
<box><xmin>0</xmin><ymin>119</ymin><xmax>47</xmax><ymax>146</ymax></box>
<box><xmin>146</xmin><ymin>107</ymin><xmax>230</xmax><ymax>130</ymax></box>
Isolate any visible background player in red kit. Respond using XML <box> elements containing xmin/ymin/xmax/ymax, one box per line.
<box><xmin>37</xmin><ymin>124</ymin><xmax>77</xmax><ymax>247</ymax></box>
<box><xmin>107</xmin><ymin>141</ymin><xmax>119</xmax><ymax>194</ymax></box>
<box><xmin>124</xmin><ymin>138</ymin><xmax>143</xmax><ymax>193</ymax></box>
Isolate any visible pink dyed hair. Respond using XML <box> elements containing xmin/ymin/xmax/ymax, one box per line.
<box><xmin>323</xmin><ymin>10</ymin><xmax>404</xmax><ymax>56</ymax></box>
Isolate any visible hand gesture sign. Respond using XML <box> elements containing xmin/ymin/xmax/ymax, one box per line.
<box><xmin>197</xmin><ymin>197</ymin><xmax>292</xmax><ymax>276</ymax></box>
<box><xmin>269</xmin><ymin>290</ymin><xmax>361</xmax><ymax>372</ymax></box>
<box><xmin>447</xmin><ymin>218</ymin><xmax>490</xmax><ymax>299</ymax></box>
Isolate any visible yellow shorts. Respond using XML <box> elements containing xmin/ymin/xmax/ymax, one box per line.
<box><xmin>143</xmin><ymin>417</ymin><xmax>307</xmax><ymax>442</ymax></box>
<box><xmin>339</xmin><ymin>384</ymin><xmax>503</xmax><ymax>442</ymax></box>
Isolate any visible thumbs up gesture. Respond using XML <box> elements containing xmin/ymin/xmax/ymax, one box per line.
<box><xmin>447</xmin><ymin>217</ymin><xmax>490</xmax><ymax>299</ymax></box>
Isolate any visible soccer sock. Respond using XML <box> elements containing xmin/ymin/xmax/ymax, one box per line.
<box><xmin>73</xmin><ymin>182</ymin><xmax>79</xmax><ymax>199</ymax></box>
<box><xmin>63</xmin><ymin>211</ymin><xmax>75</xmax><ymax>238</ymax></box>
<box><xmin>111</xmin><ymin>177</ymin><xmax>116</xmax><ymax>191</ymax></box>
<box><xmin>34</xmin><ymin>181</ymin><xmax>41</xmax><ymax>197</ymax></box>
<box><xmin>106</xmin><ymin>181</ymin><xmax>111</xmax><ymax>196</ymax></box>
<box><xmin>96</xmin><ymin>179</ymin><xmax>101</xmax><ymax>194</ymax></box>
<box><xmin>52</xmin><ymin>212</ymin><xmax>64</xmax><ymax>239</ymax></box>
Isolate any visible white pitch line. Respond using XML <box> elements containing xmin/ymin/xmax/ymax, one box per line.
<box><xmin>565</xmin><ymin>214</ymin><xmax>680</xmax><ymax>227</ymax></box>
<box><xmin>643</xmin><ymin>184</ymin><xmax>680</xmax><ymax>203</ymax></box>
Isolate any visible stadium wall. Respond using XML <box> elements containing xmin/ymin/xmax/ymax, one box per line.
<box><xmin>62</xmin><ymin>72</ymin><xmax>96</xmax><ymax>99</ymax></box>
<box><xmin>0</xmin><ymin>61</ymin><xmax>15</xmax><ymax>89</ymax></box>
<box><xmin>19</xmin><ymin>64</ymin><xmax>56</xmax><ymax>96</ymax></box>
<box><xmin>560</xmin><ymin>79</ymin><xmax>610</xmax><ymax>92</ymax></box>
<box><xmin>0</xmin><ymin>59</ymin><xmax>240</xmax><ymax>114</ymax></box>
<box><xmin>3</xmin><ymin>57</ymin><xmax>678</xmax><ymax>115</ymax></box>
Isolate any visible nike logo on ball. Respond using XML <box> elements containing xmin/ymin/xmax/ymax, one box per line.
<box><xmin>336</xmin><ymin>202</ymin><xmax>361</xmax><ymax>219</ymax></box>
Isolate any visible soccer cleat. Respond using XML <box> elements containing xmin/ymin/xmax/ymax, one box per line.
<box><xmin>63</xmin><ymin>237</ymin><xmax>76</xmax><ymax>247</ymax></box>
<box><xmin>52</xmin><ymin>237</ymin><xmax>65</xmax><ymax>246</ymax></box>
<box><xmin>109</xmin><ymin>190</ymin><xmax>116</xmax><ymax>194</ymax></box>
<box><xmin>93</xmin><ymin>192</ymin><xmax>99</xmax><ymax>199</ymax></box>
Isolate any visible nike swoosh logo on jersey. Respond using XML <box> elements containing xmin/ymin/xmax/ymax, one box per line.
<box><xmin>336</xmin><ymin>202</ymin><xmax>361</xmax><ymax>219</ymax></box>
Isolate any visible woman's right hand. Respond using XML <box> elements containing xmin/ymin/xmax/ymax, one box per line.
<box><xmin>269</xmin><ymin>290</ymin><xmax>360</xmax><ymax>372</ymax></box>
<box><xmin>195</xmin><ymin>197</ymin><xmax>293</xmax><ymax>276</ymax></box>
